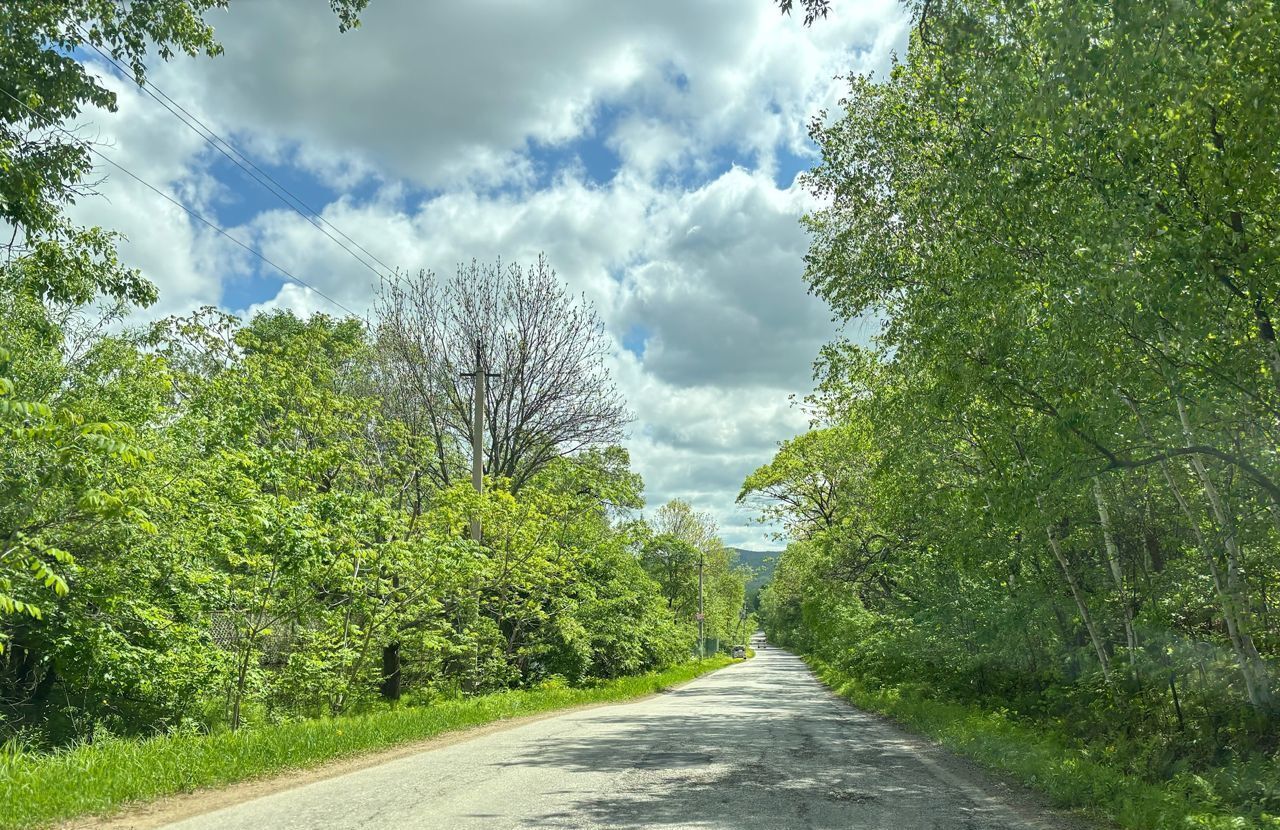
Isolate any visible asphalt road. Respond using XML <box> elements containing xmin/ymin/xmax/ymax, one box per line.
<box><xmin>165</xmin><ymin>649</ymin><xmax>1077</xmax><ymax>829</ymax></box>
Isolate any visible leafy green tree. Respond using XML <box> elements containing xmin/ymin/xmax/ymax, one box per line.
<box><xmin>640</xmin><ymin>535</ymin><xmax>701</xmax><ymax>616</ymax></box>
<box><xmin>1</xmin><ymin>0</ymin><xmax>374</xmax><ymax>738</ymax></box>
<box><xmin>738</xmin><ymin>422</ymin><xmax>871</xmax><ymax>540</ymax></box>
<box><xmin>640</xmin><ymin>499</ymin><xmax>751</xmax><ymax>654</ymax></box>
<box><xmin>757</xmin><ymin>1</ymin><xmax>1280</xmax><ymax>813</ymax></box>
<box><xmin>0</xmin><ymin>241</ymin><xmax>159</xmax><ymax>652</ymax></box>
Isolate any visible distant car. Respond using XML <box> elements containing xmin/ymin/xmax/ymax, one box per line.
<box><xmin>732</xmin><ymin>646</ymin><xmax>746</xmax><ymax>659</ymax></box>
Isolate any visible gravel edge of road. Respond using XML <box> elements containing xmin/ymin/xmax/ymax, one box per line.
<box><xmin>56</xmin><ymin>660</ymin><xmax>746</xmax><ymax>830</ymax></box>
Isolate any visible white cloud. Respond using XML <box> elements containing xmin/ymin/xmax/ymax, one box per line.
<box><xmin>147</xmin><ymin>0</ymin><xmax>908</xmax><ymax>190</ymax></box>
<box><xmin>618</xmin><ymin>167</ymin><xmax>836</xmax><ymax>389</ymax></box>
<box><xmin>64</xmin><ymin>70</ymin><xmax>243</xmax><ymax>318</ymax></box>
<box><xmin>66</xmin><ymin>0</ymin><xmax>907</xmax><ymax>546</ymax></box>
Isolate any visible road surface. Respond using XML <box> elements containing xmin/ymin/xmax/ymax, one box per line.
<box><xmin>165</xmin><ymin>649</ymin><xmax>1079</xmax><ymax>829</ymax></box>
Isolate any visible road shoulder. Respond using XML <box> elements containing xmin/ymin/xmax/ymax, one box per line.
<box><xmin>807</xmin><ymin>664</ymin><xmax>1104</xmax><ymax>830</ymax></box>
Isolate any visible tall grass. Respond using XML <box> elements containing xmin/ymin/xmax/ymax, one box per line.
<box><xmin>0</xmin><ymin>658</ymin><xmax>732</xmax><ymax>830</ymax></box>
<box><xmin>809</xmin><ymin>659</ymin><xmax>1280</xmax><ymax>830</ymax></box>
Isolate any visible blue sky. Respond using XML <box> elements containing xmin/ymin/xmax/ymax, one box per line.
<box><xmin>206</xmin><ymin>129</ymin><xmax>819</xmax><ymax>313</ymax></box>
<box><xmin>69</xmin><ymin>0</ymin><xmax>908</xmax><ymax>547</ymax></box>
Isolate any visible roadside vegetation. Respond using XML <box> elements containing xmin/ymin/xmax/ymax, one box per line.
<box><xmin>0</xmin><ymin>656</ymin><xmax>732</xmax><ymax>830</ymax></box>
<box><xmin>0</xmin><ymin>2</ymin><xmax>755</xmax><ymax>817</ymax></box>
<box><xmin>812</xmin><ymin>660</ymin><xmax>1271</xmax><ymax>830</ymax></box>
<box><xmin>748</xmin><ymin>1</ymin><xmax>1280</xmax><ymax>828</ymax></box>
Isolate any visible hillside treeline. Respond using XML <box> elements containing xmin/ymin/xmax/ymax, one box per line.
<box><xmin>749</xmin><ymin>0</ymin><xmax>1280</xmax><ymax>818</ymax></box>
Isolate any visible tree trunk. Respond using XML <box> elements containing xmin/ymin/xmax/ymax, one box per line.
<box><xmin>1173</xmin><ymin>391</ymin><xmax>1272</xmax><ymax>707</ymax></box>
<box><xmin>1122</xmin><ymin>390</ymin><xmax>1268</xmax><ymax>705</ymax></box>
<box><xmin>1043</xmin><ymin>508</ymin><xmax>1112</xmax><ymax>684</ymax></box>
<box><xmin>1093</xmin><ymin>479</ymin><xmax>1138</xmax><ymax>668</ymax></box>
<box><xmin>380</xmin><ymin>642</ymin><xmax>402</xmax><ymax>701</ymax></box>
<box><xmin>1016</xmin><ymin>441</ymin><xmax>1112</xmax><ymax>683</ymax></box>
<box><xmin>231</xmin><ymin>646</ymin><xmax>252</xmax><ymax>731</ymax></box>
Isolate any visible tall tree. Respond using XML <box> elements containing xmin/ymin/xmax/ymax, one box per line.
<box><xmin>375</xmin><ymin>256</ymin><xmax>630</xmax><ymax>491</ymax></box>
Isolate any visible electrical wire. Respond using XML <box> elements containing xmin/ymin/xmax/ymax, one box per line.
<box><xmin>76</xmin><ymin>32</ymin><xmax>400</xmax><ymax>286</ymax></box>
<box><xmin>0</xmin><ymin>85</ymin><xmax>365</xmax><ymax>320</ymax></box>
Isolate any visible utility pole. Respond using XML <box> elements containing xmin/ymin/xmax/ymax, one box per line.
<box><xmin>461</xmin><ymin>339</ymin><xmax>499</xmax><ymax>541</ymax></box>
<box><xmin>697</xmin><ymin>552</ymin><xmax>705</xmax><ymax>659</ymax></box>
<box><xmin>460</xmin><ymin>339</ymin><xmax>498</xmax><ymax>694</ymax></box>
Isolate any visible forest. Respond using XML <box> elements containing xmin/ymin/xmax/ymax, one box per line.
<box><xmin>0</xmin><ymin>2</ymin><xmax>752</xmax><ymax>755</ymax></box>
<box><xmin>749</xmin><ymin>0</ymin><xmax>1280</xmax><ymax>823</ymax></box>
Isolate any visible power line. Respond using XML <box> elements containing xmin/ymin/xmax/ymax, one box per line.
<box><xmin>77</xmin><ymin>33</ymin><xmax>400</xmax><ymax>286</ymax></box>
<box><xmin>79</xmin><ymin>32</ymin><xmax>396</xmax><ymax>280</ymax></box>
<box><xmin>0</xmin><ymin>85</ymin><xmax>365</xmax><ymax>320</ymax></box>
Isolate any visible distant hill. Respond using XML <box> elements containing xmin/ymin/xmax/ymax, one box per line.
<box><xmin>731</xmin><ymin>548</ymin><xmax>782</xmax><ymax>607</ymax></box>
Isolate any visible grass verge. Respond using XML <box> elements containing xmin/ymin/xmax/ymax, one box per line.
<box><xmin>0</xmin><ymin>657</ymin><xmax>732</xmax><ymax>830</ymax></box>
<box><xmin>808</xmin><ymin>658</ymin><xmax>1278</xmax><ymax>830</ymax></box>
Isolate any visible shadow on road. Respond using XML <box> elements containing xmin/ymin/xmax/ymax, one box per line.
<box><xmin>496</xmin><ymin>652</ymin><xmax>1034</xmax><ymax>830</ymax></box>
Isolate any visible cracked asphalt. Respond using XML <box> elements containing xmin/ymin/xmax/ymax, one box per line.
<box><xmin>163</xmin><ymin>649</ymin><xmax>1082</xmax><ymax>829</ymax></box>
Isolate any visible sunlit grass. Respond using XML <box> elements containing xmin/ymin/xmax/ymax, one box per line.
<box><xmin>810</xmin><ymin>659</ymin><xmax>1280</xmax><ymax>830</ymax></box>
<box><xmin>0</xmin><ymin>657</ymin><xmax>732</xmax><ymax>830</ymax></box>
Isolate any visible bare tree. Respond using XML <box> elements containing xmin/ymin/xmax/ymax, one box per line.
<box><xmin>375</xmin><ymin>255</ymin><xmax>630</xmax><ymax>491</ymax></box>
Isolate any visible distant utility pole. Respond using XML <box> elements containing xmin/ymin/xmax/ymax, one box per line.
<box><xmin>697</xmin><ymin>552</ymin><xmax>705</xmax><ymax>659</ymax></box>
<box><xmin>461</xmin><ymin>339</ymin><xmax>500</xmax><ymax>542</ymax></box>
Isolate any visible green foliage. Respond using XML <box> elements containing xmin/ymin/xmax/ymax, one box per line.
<box><xmin>2</xmin><ymin>298</ymin><xmax>692</xmax><ymax>752</ymax></box>
<box><xmin>754</xmin><ymin>0</ymin><xmax>1280</xmax><ymax>826</ymax></box>
<box><xmin>0</xmin><ymin>0</ymin><xmax>373</xmax><ymax>704</ymax></box>
<box><xmin>639</xmin><ymin>499</ymin><xmax>754</xmax><ymax>653</ymax></box>
<box><xmin>640</xmin><ymin>534</ymin><xmax>702</xmax><ymax>615</ymax></box>
<box><xmin>0</xmin><ymin>268</ymin><xmax>161</xmax><ymax>653</ymax></box>
<box><xmin>739</xmin><ymin>423</ymin><xmax>868</xmax><ymax>539</ymax></box>
<box><xmin>812</xmin><ymin>659</ymin><xmax>1280</xmax><ymax>830</ymax></box>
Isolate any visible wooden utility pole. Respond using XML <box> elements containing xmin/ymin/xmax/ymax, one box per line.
<box><xmin>461</xmin><ymin>339</ymin><xmax>499</xmax><ymax>541</ymax></box>
<box><xmin>697</xmin><ymin>552</ymin><xmax>705</xmax><ymax>658</ymax></box>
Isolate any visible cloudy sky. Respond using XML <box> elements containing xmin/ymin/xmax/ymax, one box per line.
<box><xmin>69</xmin><ymin>0</ymin><xmax>906</xmax><ymax>548</ymax></box>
